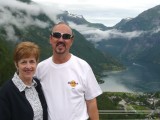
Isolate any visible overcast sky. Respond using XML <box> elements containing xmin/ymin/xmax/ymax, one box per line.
<box><xmin>32</xmin><ymin>0</ymin><xmax>160</xmax><ymax>27</ymax></box>
<box><xmin>1</xmin><ymin>0</ymin><xmax>160</xmax><ymax>41</ymax></box>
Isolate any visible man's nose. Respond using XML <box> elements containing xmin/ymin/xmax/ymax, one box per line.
<box><xmin>58</xmin><ymin>36</ymin><xmax>64</xmax><ymax>41</ymax></box>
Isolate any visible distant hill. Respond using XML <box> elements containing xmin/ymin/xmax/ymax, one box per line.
<box><xmin>96</xmin><ymin>5</ymin><xmax>160</xmax><ymax>67</ymax></box>
<box><xmin>114</xmin><ymin>5</ymin><xmax>160</xmax><ymax>31</ymax></box>
<box><xmin>114</xmin><ymin>17</ymin><xmax>133</xmax><ymax>29</ymax></box>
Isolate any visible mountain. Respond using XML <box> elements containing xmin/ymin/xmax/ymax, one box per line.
<box><xmin>114</xmin><ymin>5</ymin><xmax>160</xmax><ymax>31</ymax></box>
<box><xmin>114</xmin><ymin>17</ymin><xmax>133</xmax><ymax>29</ymax></box>
<box><xmin>57</xmin><ymin>11</ymin><xmax>109</xmax><ymax>31</ymax></box>
<box><xmin>0</xmin><ymin>0</ymin><xmax>124</xmax><ymax>85</ymax></box>
<box><xmin>96</xmin><ymin>5</ymin><xmax>160</xmax><ymax>67</ymax></box>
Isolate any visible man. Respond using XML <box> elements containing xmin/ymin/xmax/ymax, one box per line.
<box><xmin>35</xmin><ymin>22</ymin><xmax>102</xmax><ymax>120</ymax></box>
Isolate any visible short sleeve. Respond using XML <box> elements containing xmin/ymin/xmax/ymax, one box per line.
<box><xmin>84</xmin><ymin>65</ymin><xmax>102</xmax><ymax>100</ymax></box>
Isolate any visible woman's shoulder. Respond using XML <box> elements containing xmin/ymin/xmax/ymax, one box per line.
<box><xmin>33</xmin><ymin>77</ymin><xmax>42</xmax><ymax>90</ymax></box>
<box><xmin>0</xmin><ymin>80</ymin><xmax>14</xmax><ymax>97</ymax></box>
<box><xmin>33</xmin><ymin>77</ymin><xmax>40</xmax><ymax>84</ymax></box>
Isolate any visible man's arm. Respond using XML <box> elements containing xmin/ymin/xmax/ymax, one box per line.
<box><xmin>86</xmin><ymin>98</ymin><xmax>99</xmax><ymax>120</ymax></box>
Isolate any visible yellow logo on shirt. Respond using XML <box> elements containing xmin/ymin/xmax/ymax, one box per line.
<box><xmin>68</xmin><ymin>80</ymin><xmax>78</xmax><ymax>87</ymax></box>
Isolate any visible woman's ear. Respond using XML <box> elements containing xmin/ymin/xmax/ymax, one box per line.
<box><xmin>15</xmin><ymin>62</ymin><xmax>19</xmax><ymax>74</ymax></box>
<box><xmin>14</xmin><ymin>62</ymin><xmax>18</xmax><ymax>69</ymax></box>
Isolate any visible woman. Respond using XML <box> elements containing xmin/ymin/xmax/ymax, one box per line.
<box><xmin>0</xmin><ymin>41</ymin><xmax>47</xmax><ymax>120</ymax></box>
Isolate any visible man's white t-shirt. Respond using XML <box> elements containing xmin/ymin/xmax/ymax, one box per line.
<box><xmin>35</xmin><ymin>54</ymin><xmax>102</xmax><ymax>120</ymax></box>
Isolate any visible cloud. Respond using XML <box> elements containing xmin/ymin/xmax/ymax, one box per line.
<box><xmin>4</xmin><ymin>25</ymin><xmax>18</xmax><ymax>41</ymax></box>
<box><xmin>37</xmin><ymin>4</ymin><xmax>63</xmax><ymax>24</ymax></box>
<box><xmin>151</xmin><ymin>27</ymin><xmax>160</xmax><ymax>34</ymax></box>
<box><xmin>69</xmin><ymin>22</ymin><xmax>143</xmax><ymax>42</ymax></box>
<box><xmin>1</xmin><ymin>0</ymin><xmax>42</xmax><ymax>16</ymax></box>
<box><xmin>0</xmin><ymin>0</ymin><xmax>63</xmax><ymax>41</ymax></box>
<box><xmin>0</xmin><ymin>0</ymin><xmax>157</xmax><ymax>42</ymax></box>
<box><xmin>0</xmin><ymin>0</ymin><xmax>51</xmax><ymax>28</ymax></box>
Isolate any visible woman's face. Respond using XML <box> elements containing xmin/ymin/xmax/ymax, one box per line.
<box><xmin>16</xmin><ymin>56</ymin><xmax>37</xmax><ymax>82</ymax></box>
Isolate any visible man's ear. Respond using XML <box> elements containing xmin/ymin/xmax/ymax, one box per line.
<box><xmin>49</xmin><ymin>35</ymin><xmax>52</xmax><ymax>44</ymax></box>
<box><xmin>70</xmin><ymin>38</ymin><xmax>74</xmax><ymax>46</ymax></box>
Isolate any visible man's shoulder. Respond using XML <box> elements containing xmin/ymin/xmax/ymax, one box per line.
<box><xmin>38</xmin><ymin>57</ymin><xmax>52</xmax><ymax>66</ymax></box>
<box><xmin>72</xmin><ymin>54</ymin><xmax>86</xmax><ymax>63</ymax></box>
<box><xmin>72</xmin><ymin>54</ymin><xmax>90</xmax><ymax>67</ymax></box>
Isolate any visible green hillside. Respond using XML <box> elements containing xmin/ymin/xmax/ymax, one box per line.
<box><xmin>98</xmin><ymin>92</ymin><xmax>160</xmax><ymax>119</ymax></box>
<box><xmin>0</xmin><ymin>36</ymin><xmax>15</xmax><ymax>85</ymax></box>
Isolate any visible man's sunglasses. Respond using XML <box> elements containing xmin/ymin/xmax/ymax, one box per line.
<box><xmin>51</xmin><ymin>32</ymin><xmax>73</xmax><ymax>40</ymax></box>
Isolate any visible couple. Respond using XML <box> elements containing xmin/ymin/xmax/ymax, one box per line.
<box><xmin>0</xmin><ymin>22</ymin><xmax>102</xmax><ymax>120</ymax></box>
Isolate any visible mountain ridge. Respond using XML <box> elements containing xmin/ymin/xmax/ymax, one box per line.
<box><xmin>95</xmin><ymin>4</ymin><xmax>160</xmax><ymax>67</ymax></box>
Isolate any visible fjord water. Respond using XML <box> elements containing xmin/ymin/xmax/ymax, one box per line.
<box><xmin>100</xmin><ymin>63</ymin><xmax>160</xmax><ymax>93</ymax></box>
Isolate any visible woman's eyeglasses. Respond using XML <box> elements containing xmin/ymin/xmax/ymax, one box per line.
<box><xmin>51</xmin><ymin>32</ymin><xmax>73</xmax><ymax>40</ymax></box>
